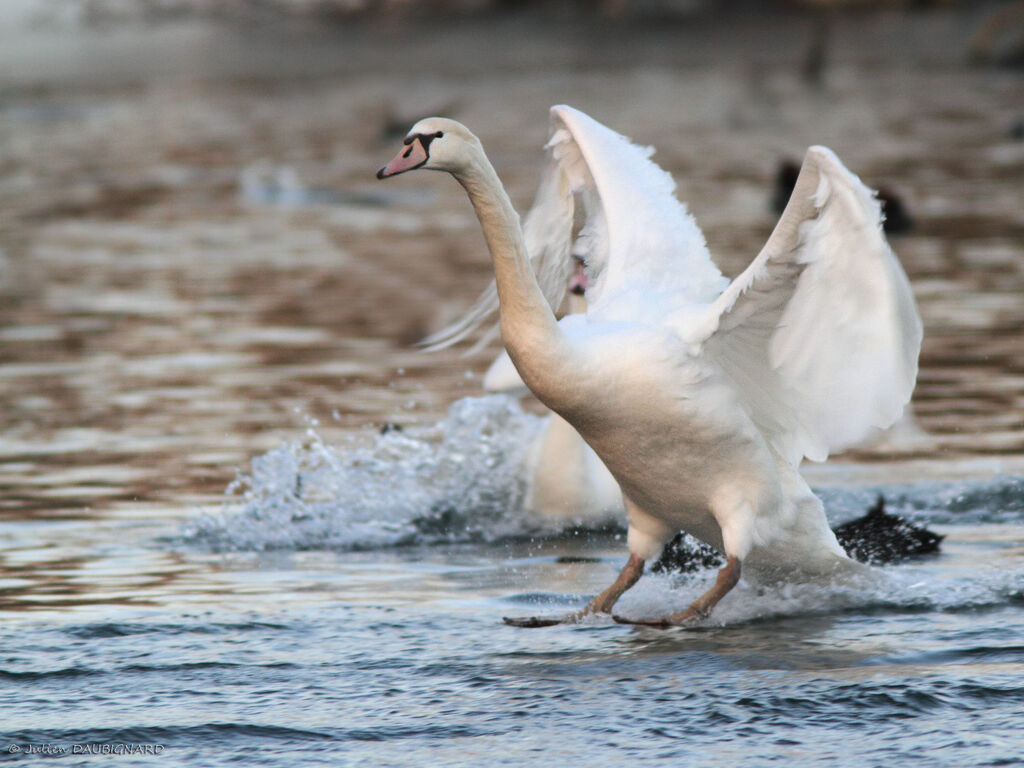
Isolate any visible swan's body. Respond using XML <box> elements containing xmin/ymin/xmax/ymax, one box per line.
<box><xmin>378</xmin><ymin>106</ymin><xmax>921</xmax><ymax>625</ymax></box>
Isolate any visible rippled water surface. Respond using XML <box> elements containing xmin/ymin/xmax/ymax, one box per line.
<box><xmin>2</xmin><ymin>512</ymin><xmax>1023</xmax><ymax>767</ymax></box>
<box><xmin>2</xmin><ymin>399</ymin><xmax>1023</xmax><ymax>767</ymax></box>
<box><xmin>2</xmin><ymin>3</ymin><xmax>1024</xmax><ymax>766</ymax></box>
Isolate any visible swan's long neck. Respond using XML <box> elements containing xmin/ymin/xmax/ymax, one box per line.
<box><xmin>452</xmin><ymin>151</ymin><xmax>571</xmax><ymax>404</ymax></box>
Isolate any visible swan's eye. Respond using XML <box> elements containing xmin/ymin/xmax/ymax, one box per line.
<box><xmin>435</xmin><ymin>131</ymin><xmax>444</xmax><ymax>138</ymax></box>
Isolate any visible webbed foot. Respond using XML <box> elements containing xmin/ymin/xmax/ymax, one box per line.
<box><xmin>502</xmin><ymin>612</ymin><xmax>592</xmax><ymax>628</ymax></box>
<box><xmin>503</xmin><ymin>553</ymin><xmax>647</xmax><ymax>628</ymax></box>
<box><xmin>501</xmin><ymin>618</ymin><xmax>581</xmax><ymax>626</ymax></box>
<box><xmin>611</xmin><ymin>606</ymin><xmax>705</xmax><ymax>628</ymax></box>
<box><xmin>613</xmin><ymin>554</ymin><xmax>741</xmax><ymax>627</ymax></box>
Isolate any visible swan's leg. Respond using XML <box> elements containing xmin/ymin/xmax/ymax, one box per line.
<box><xmin>502</xmin><ymin>553</ymin><xmax>645</xmax><ymax>628</ymax></box>
<box><xmin>584</xmin><ymin>553</ymin><xmax>645</xmax><ymax>613</ymax></box>
<box><xmin>615</xmin><ymin>488</ymin><xmax>750</xmax><ymax>627</ymax></box>
<box><xmin>504</xmin><ymin>497</ymin><xmax>670</xmax><ymax>628</ymax></box>
<box><xmin>613</xmin><ymin>556</ymin><xmax>740</xmax><ymax>627</ymax></box>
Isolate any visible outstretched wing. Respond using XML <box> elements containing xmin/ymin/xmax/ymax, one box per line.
<box><xmin>684</xmin><ymin>146</ymin><xmax>922</xmax><ymax>465</ymax></box>
<box><xmin>420</xmin><ymin>104</ymin><xmax>725</xmax><ymax>352</ymax></box>
<box><xmin>547</xmin><ymin>105</ymin><xmax>725</xmax><ymax>322</ymax></box>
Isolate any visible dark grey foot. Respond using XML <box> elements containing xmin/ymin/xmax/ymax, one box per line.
<box><xmin>502</xmin><ymin>614</ymin><xmax>577</xmax><ymax>628</ymax></box>
<box><xmin>611</xmin><ymin>607</ymin><xmax>704</xmax><ymax>627</ymax></box>
<box><xmin>612</xmin><ymin>614</ymin><xmax>670</xmax><ymax>627</ymax></box>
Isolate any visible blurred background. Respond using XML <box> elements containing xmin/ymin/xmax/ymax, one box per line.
<box><xmin>1</xmin><ymin>0</ymin><xmax>1023</xmax><ymax>515</ymax></box>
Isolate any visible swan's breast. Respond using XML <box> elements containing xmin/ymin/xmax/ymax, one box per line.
<box><xmin>541</xmin><ymin>319</ymin><xmax>840</xmax><ymax>567</ymax></box>
<box><xmin>557</xmin><ymin>323</ymin><xmax>773</xmax><ymax>493</ymax></box>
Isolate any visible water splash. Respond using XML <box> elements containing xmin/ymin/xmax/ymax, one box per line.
<box><xmin>182</xmin><ymin>395</ymin><xmax>557</xmax><ymax>552</ymax></box>
<box><xmin>620</xmin><ymin>564</ymin><xmax>1024</xmax><ymax>628</ymax></box>
<box><xmin>181</xmin><ymin>393</ymin><xmax>1024</xmax><ymax>553</ymax></box>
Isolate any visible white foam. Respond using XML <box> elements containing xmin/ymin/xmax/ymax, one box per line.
<box><xmin>613</xmin><ymin>557</ymin><xmax>1023</xmax><ymax>627</ymax></box>
<box><xmin>180</xmin><ymin>393</ymin><xmax>1024</xmax><ymax>555</ymax></box>
<box><xmin>182</xmin><ymin>395</ymin><xmax>553</xmax><ymax>552</ymax></box>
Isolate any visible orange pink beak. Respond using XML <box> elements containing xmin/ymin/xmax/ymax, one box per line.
<box><xmin>377</xmin><ymin>136</ymin><xmax>429</xmax><ymax>179</ymax></box>
<box><xmin>569</xmin><ymin>258</ymin><xmax>588</xmax><ymax>295</ymax></box>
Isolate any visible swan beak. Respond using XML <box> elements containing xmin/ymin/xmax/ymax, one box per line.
<box><xmin>377</xmin><ymin>137</ymin><xmax>429</xmax><ymax>179</ymax></box>
<box><xmin>569</xmin><ymin>258</ymin><xmax>588</xmax><ymax>296</ymax></box>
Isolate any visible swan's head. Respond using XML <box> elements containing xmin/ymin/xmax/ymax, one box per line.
<box><xmin>377</xmin><ymin>118</ymin><xmax>480</xmax><ymax>179</ymax></box>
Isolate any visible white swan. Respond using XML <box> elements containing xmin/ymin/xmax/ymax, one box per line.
<box><xmin>378</xmin><ymin>106</ymin><xmax>922</xmax><ymax>626</ymax></box>
<box><xmin>440</xmin><ymin>116</ymin><xmax>925</xmax><ymax>524</ymax></box>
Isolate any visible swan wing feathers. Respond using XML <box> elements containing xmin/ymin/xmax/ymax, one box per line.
<box><xmin>421</xmin><ymin>105</ymin><xmax>726</xmax><ymax>350</ymax></box>
<box><xmin>687</xmin><ymin>146</ymin><xmax>922</xmax><ymax>465</ymax></box>
<box><xmin>547</xmin><ymin>105</ymin><xmax>726</xmax><ymax>319</ymax></box>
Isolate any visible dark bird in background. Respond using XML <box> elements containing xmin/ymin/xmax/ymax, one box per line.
<box><xmin>653</xmin><ymin>495</ymin><xmax>942</xmax><ymax>573</ymax></box>
<box><xmin>1010</xmin><ymin>116</ymin><xmax>1024</xmax><ymax>141</ymax></box>
<box><xmin>833</xmin><ymin>495</ymin><xmax>944</xmax><ymax>566</ymax></box>
<box><xmin>969</xmin><ymin>1</ymin><xmax>1024</xmax><ymax>69</ymax></box>
<box><xmin>801</xmin><ymin>13</ymin><xmax>829</xmax><ymax>88</ymax></box>
<box><xmin>773</xmin><ymin>159</ymin><xmax>913</xmax><ymax>235</ymax></box>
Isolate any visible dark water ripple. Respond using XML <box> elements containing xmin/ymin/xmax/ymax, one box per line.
<box><xmin>2</xmin><ymin>597</ymin><xmax>1022</xmax><ymax>767</ymax></box>
<box><xmin>3</xmin><ymin>509</ymin><xmax>1023</xmax><ymax>768</ymax></box>
<box><xmin>62</xmin><ymin>621</ymin><xmax>295</xmax><ymax>640</ymax></box>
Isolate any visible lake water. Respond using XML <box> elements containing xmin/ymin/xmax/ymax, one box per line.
<box><xmin>1</xmin><ymin>4</ymin><xmax>1024</xmax><ymax>766</ymax></box>
<box><xmin>1</xmin><ymin>403</ymin><xmax>1023</xmax><ymax>766</ymax></box>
